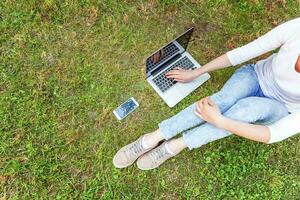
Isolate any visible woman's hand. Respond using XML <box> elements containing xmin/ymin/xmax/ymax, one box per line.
<box><xmin>194</xmin><ymin>97</ymin><xmax>224</xmax><ymax>127</ymax></box>
<box><xmin>165</xmin><ymin>67</ymin><xmax>200</xmax><ymax>83</ymax></box>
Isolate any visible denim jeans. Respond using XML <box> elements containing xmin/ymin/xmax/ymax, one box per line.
<box><xmin>158</xmin><ymin>64</ymin><xmax>289</xmax><ymax>150</ymax></box>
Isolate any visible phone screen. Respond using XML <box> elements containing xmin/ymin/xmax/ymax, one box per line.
<box><xmin>114</xmin><ymin>98</ymin><xmax>138</xmax><ymax>120</ymax></box>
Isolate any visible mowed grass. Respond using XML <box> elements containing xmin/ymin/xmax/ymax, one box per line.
<box><xmin>1</xmin><ymin>0</ymin><xmax>300</xmax><ymax>199</ymax></box>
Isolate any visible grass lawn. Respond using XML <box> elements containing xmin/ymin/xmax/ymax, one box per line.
<box><xmin>1</xmin><ymin>0</ymin><xmax>300</xmax><ymax>199</ymax></box>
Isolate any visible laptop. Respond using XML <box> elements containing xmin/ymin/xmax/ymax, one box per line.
<box><xmin>146</xmin><ymin>28</ymin><xmax>210</xmax><ymax>107</ymax></box>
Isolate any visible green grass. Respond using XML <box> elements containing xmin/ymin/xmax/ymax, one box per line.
<box><xmin>1</xmin><ymin>0</ymin><xmax>300</xmax><ymax>199</ymax></box>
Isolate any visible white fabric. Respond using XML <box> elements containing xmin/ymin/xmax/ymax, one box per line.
<box><xmin>268</xmin><ymin>113</ymin><xmax>300</xmax><ymax>143</ymax></box>
<box><xmin>226</xmin><ymin>17</ymin><xmax>300</xmax><ymax>143</ymax></box>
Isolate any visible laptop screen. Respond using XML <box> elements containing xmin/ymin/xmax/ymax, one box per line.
<box><xmin>146</xmin><ymin>28</ymin><xmax>194</xmax><ymax>77</ymax></box>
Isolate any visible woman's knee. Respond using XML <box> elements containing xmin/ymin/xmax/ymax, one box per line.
<box><xmin>210</xmin><ymin>91</ymin><xmax>238</xmax><ymax>109</ymax></box>
<box><xmin>210</xmin><ymin>64</ymin><xmax>258</xmax><ymax>107</ymax></box>
<box><xmin>223</xmin><ymin>97</ymin><xmax>262</xmax><ymax>121</ymax></box>
<box><xmin>233</xmin><ymin>96</ymin><xmax>257</xmax><ymax>108</ymax></box>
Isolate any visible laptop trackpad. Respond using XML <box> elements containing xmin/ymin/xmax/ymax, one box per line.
<box><xmin>176</xmin><ymin>80</ymin><xmax>198</xmax><ymax>93</ymax></box>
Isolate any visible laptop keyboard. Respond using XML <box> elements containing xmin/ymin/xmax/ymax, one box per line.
<box><xmin>146</xmin><ymin>42</ymin><xmax>180</xmax><ymax>73</ymax></box>
<box><xmin>153</xmin><ymin>56</ymin><xmax>196</xmax><ymax>93</ymax></box>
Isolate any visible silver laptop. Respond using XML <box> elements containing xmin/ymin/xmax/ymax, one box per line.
<box><xmin>146</xmin><ymin>28</ymin><xmax>210</xmax><ymax>107</ymax></box>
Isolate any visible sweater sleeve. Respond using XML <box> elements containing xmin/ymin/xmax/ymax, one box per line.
<box><xmin>226</xmin><ymin>17</ymin><xmax>300</xmax><ymax>66</ymax></box>
<box><xmin>267</xmin><ymin>113</ymin><xmax>300</xmax><ymax>144</ymax></box>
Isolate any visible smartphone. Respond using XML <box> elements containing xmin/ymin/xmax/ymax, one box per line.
<box><xmin>113</xmin><ymin>97</ymin><xmax>139</xmax><ymax>120</ymax></box>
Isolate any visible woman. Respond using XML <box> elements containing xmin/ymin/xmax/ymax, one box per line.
<box><xmin>113</xmin><ymin>17</ymin><xmax>300</xmax><ymax>170</ymax></box>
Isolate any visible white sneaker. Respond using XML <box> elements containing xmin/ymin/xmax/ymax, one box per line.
<box><xmin>113</xmin><ymin>136</ymin><xmax>154</xmax><ymax>168</ymax></box>
<box><xmin>136</xmin><ymin>142</ymin><xmax>176</xmax><ymax>170</ymax></box>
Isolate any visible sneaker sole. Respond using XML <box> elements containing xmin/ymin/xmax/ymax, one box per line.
<box><xmin>113</xmin><ymin>156</ymin><xmax>136</xmax><ymax>169</ymax></box>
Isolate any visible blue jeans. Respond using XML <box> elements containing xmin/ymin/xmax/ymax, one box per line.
<box><xmin>158</xmin><ymin>64</ymin><xmax>289</xmax><ymax>150</ymax></box>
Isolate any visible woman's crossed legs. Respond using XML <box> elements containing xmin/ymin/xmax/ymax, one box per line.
<box><xmin>113</xmin><ymin>65</ymin><xmax>289</xmax><ymax>170</ymax></box>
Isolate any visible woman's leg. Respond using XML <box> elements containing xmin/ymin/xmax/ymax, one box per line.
<box><xmin>153</xmin><ymin>64</ymin><xmax>262</xmax><ymax>142</ymax></box>
<box><xmin>136</xmin><ymin>97</ymin><xmax>289</xmax><ymax>170</ymax></box>
<box><xmin>182</xmin><ymin>96</ymin><xmax>289</xmax><ymax>150</ymax></box>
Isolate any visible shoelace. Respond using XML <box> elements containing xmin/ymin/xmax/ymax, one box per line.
<box><xmin>149</xmin><ymin>144</ymin><xmax>170</xmax><ymax>164</ymax></box>
<box><xmin>125</xmin><ymin>138</ymin><xmax>144</xmax><ymax>158</ymax></box>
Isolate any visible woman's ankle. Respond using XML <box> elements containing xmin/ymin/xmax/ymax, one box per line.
<box><xmin>143</xmin><ymin>129</ymin><xmax>164</xmax><ymax>148</ymax></box>
<box><xmin>166</xmin><ymin>137</ymin><xmax>187</xmax><ymax>155</ymax></box>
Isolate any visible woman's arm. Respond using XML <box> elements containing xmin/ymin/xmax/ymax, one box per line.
<box><xmin>165</xmin><ymin>53</ymin><xmax>232</xmax><ymax>82</ymax></box>
<box><xmin>212</xmin><ymin>112</ymin><xmax>300</xmax><ymax>144</ymax></box>
<box><xmin>194</xmin><ymin>54</ymin><xmax>232</xmax><ymax>76</ymax></box>
<box><xmin>226</xmin><ymin>17</ymin><xmax>300</xmax><ymax>66</ymax></box>
<box><xmin>217</xmin><ymin>117</ymin><xmax>271</xmax><ymax>143</ymax></box>
<box><xmin>166</xmin><ymin>17</ymin><xmax>300</xmax><ymax>82</ymax></box>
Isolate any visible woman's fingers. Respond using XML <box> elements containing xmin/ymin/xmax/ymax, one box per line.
<box><xmin>165</xmin><ymin>70</ymin><xmax>180</xmax><ymax>76</ymax></box>
<box><xmin>196</xmin><ymin>102</ymin><xmax>202</xmax><ymax>114</ymax></box>
<box><xmin>167</xmin><ymin>74</ymin><xmax>181</xmax><ymax>79</ymax></box>
<box><xmin>165</xmin><ymin>73</ymin><xmax>179</xmax><ymax>78</ymax></box>
<box><xmin>202</xmin><ymin>97</ymin><xmax>211</xmax><ymax>108</ymax></box>
<box><xmin>174</xmin><ymin>79</ymin><xmax>183</xmax><ymax>82</ymax></box>
<box><xmin>196</xmin><ymin>99</ymin><xmax>204</xmax><ymax>111</ymax></box>
<box><xmin>166</xmin><ymin>67</ymin><xmax>185</xmax><ymax>76</ymax></box>
<box><xmin>166</xmin><ymin>73</ymin><xmax>183</xmax><ymax>80</ymax></box>
<box><xmin>198</xmin><ymin>100</ymin><xmax>203</xmax><ymax>110</ymax></box>
<box><xmin>174</xmin><ymin>67</ymin><xmax>183</xmax><ymax>71</ymax></box>
<box><xmin>194</xmin><ymin>110</ymin><xmax>203</xmax><ymax>119</ymax></box>
<box><xmin>203</xmin><ymin>97</ymin><xmax>209</xmax><ymax>105</ymax></box>
<box><xmin>170</xmin><ymin>76</ymin><xmax>184</xmax><ymax>83</ymax></box>
<box><xmin>207</xmin><ymin>97</ymin><xmax>215</xmax><ymax>106</ymax></box>
<box><xmin>201</xmin><ymin>98</ymin><xmax>207</xmax><ymax>109</ymax></box>
<box><xmin>197</xmin><ymin>97</ymin><xmax>211</xmax><ymax>112</ymax></box>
